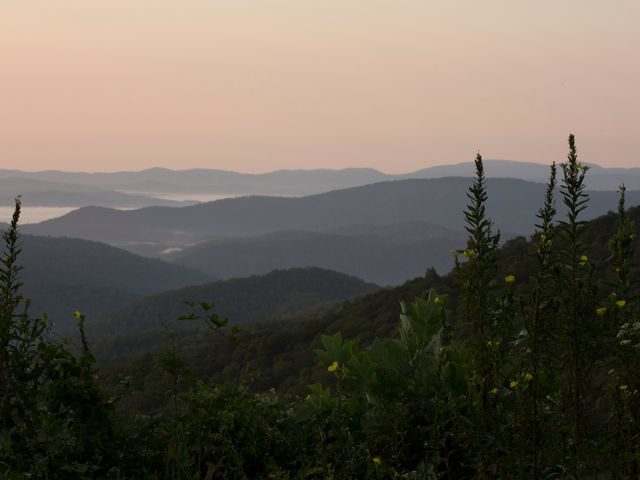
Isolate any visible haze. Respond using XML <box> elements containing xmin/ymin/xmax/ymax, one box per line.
<box><xmin>1</xmin><ymin>1</ymin><xmax>638</xmax><ymax>173</ymax></box>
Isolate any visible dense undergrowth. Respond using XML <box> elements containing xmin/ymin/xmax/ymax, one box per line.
<box><xmin>1</xmin><ymin>135</ymin><xmax>639</xmax><ymax>479</ymax></box>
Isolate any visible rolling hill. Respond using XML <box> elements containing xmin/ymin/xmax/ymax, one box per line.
<box><xmin>16</xmin><ymin>235</ymin><xmax>211</xmax><ymax>330</ymax></box>
<box><xmin>22</xmin><ymin>178</ymin><xmax>640</xmax><ymax>251</ymax></box>
<box><xmin>90</xmin><ymin>268</ymin><xmax>379</xmax><ymax>343</ymax></box>
<box><xmin>96</xmin><ymin>205</ymin><xmax>640</xmax><ymax>394</ymax></box>
<box><xmin>167</xmin><ymin>223</ymin><xmax>467</xmax><ymax>285</ymax></box>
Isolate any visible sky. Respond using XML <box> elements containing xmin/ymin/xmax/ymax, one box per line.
<box><xmin>1</xmin><ymin>1</ymin><xmax>639</xmax><ymax>173</ymax></box>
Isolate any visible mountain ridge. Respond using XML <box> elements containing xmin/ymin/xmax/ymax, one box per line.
<box><xmin>22</xmin><ymin>178</ymin><xmax>640</xmax><ymax>251</ymax></box>
<box><xmin>167</xmin><ymin>223</ymin><xmax>467</xmax><ymax>285</ymax></box>
<box><xmin>16</xmin><ymin>234</ymin><xmax>212</xmax><ymax>330</ymax></box>
<box><xmin>3</xmin><ymin>160</ymin><xmax>639</xmax><ymax>198</ymax></box>
<box><xmin>96</xmin><ymin>205</ymin><xmax>640</xmax><ymax>393</ymax></box>
<box><xmin>90</xmin><ymin>267</ymin><xmax>380</xmax><ymax>343</ymax></box>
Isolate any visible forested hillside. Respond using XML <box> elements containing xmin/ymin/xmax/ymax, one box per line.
<box><xmin>2</xmin><ymin>139</ymin><xmax>640</xmax><ymax>478</ymax></box>
<box><xmin>90</xmin><ymin>267</ymin><xmax>378</xmax><ymax>342</ymax></box>
<box><xmin>17</xmin><ymin>235</ymin><xmax>211</xmax><ymax>330</ymax></box>
<box><xmin>98</xmin><ymin>203</ymin><xmax>640</xmax><ymax>394</ymax></box>
<box><xmin>167</xmin><ymin>223</ymin><xmax>465</xmax><ymax>284</ymax></box>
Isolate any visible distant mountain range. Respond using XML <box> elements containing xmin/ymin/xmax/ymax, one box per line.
<box><xmin>0</xmin><ymin>167</ymin><xmax>388</xmax><ymax>199</ymax></box>
<box><xmin>0</xmin><ymin>177</ymin><xmax>191</xmax><ymax>208</ymax></box>
<box><xmin>17</xmin><ymin>235</ymin><xmax>211</xmax><ymax>330</ymax></box>
<box><xmin>403</xmin><ymin>160</ymin><xmax>640</xmax><ymax>190</ymax></box>
<box><xmin>22</xmin><ymin>178</ymin><xmax>640</xmax><ymax>252</ymax></box>
<box><xmin>167</xmin><ymin>223</ymin><xmax>466</xmax><ymax>285</ymax></box>
<box><xmin>5</xmin><ymin>164</ymin><xmax>638</xmax><ymax>332</ymax></box>
<box><xmin>95</xmin><ymin>206</ymin><xmax>640</xmax><ymax>394</ymax></box>
<box><xmin>3</xmin><ymin>160</ymin><xmax>639</xmax><ymax>205</ymax></box>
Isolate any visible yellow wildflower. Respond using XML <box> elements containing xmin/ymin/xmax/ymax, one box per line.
<box><xmin>524</xmin><ymin>373</ymin><xmax>534</xmax><ymax>382</ymax></box>
<box><xmin>509</xmin><ymin>380</ymin><xmax>518</xmax><ymax>389</ymax></box>
<box><xmin>538</xmin><ymin>233</ymin><xmax>551</xmax><ymax>246</ymax></box>
<box><xmin>596</xmin><ymin>307</ymin><xmax>607</xmax><ymax>317</ymax></box>
<box><xmin>505</xmin><ymin>275</ymin><xmax>516</xmax><ymax>285</ymax></box>
<box><xmin>490</xmin><ymin>387</ymin><xmax>499</xmax><ymax>395</ymax></box>
<box><xmin>327</xmin><ymin>361</ymin><xmax>339</xmax><ymax>373</ymax></box>
<box><xmin>616</xmin><ymin>300</ymin><xmax>626</xmax><ymax>308</ymax></box>
<box><xmin>620</xmin><ymin>384</ymin><xmax>629</xmax><ymax>391</ymax></box>
<box><xmin>73</xmin><ymin>310</ymin><xmax>82</xmax><ymax>318</ymax></box>
<box><xmin>579</xmin><ymin>255</ymin><xmax>588</xmax><ymax>266</ymax></box>
<box><xmin>372</xmin><ymin>457</ymin><xmax>382</xmax><ymax>465</ymax></box>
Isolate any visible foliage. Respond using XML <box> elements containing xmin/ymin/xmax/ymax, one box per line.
<box><xmin>0</xmin><ymin>199</ymin><xmax>120</xmax><ymax>479</ymax></box>
<box><xmin>3</xmin><ymin>135</ymin><xmax>640</xmax><ymax>478</ymax></box>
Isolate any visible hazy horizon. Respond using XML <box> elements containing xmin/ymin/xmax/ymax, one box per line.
<box><xmin>2</xmin><ymin>1</ymin><xmax>639</xmax><ymax>173</ymax></box>
<box><xmin>0</xmin><ymin>157</ymin><xmax>586</xmax><ymax>175</ymax></box>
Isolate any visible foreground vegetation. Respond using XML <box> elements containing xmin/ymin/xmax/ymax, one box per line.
<box><xmin>1</xmin><ymin>135</ymin><xmax>639</xmax><ymax>478</ymax></box>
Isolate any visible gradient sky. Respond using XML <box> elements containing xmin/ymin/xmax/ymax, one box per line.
<box><xmin>1</xmin><ymin>1</ymin><xmax>638</xmax><ymax>173</ymax></box>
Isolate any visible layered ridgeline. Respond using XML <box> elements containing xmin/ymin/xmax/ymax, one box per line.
<box><xmin>0</xmin><ymin>177</ymin><xmax>191</xmax><ymax>208</ymax></box>
<box><xmin>4</xmin><ymin>148</ymin><xmax>640</xmax><ymax>478</ymax></box>
<box><xmin>23</xmin><ymin>178</ymin><xmax>640</xmax><ymax>249</ymax></box>
<box><xmin>402</xmin><ymin>160</ymin><xmax>640</xmax><ymax>190</ymax></box>
<box><xmin>91</xmin><ymin>267</ymin><xmax>379</xmax><ymax>361</ymax></box>
<box><xmin>0</xmin><ymin>166</ymin><xmax>388</xmax><ymax>197</ymax></box>
<box><xmin>16</xmin><ymin>235</ymin><xmax>211</xmax><ymax>330</ymax></box>
<box><xmin>167</xmin><ymin>223</ymin><xmax>466</xmax><ymax>285</ymax></box>
<box><xmin>3</xmin><ymin>160</ymin><xmax>640</xmax><ymax>197</ymax></box>
<box><xmin>96</xmin><ymin>204</ymin><xmax>640</xmax><ymax>394</ymax></box>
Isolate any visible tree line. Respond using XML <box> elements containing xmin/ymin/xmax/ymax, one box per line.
<box><xmin>1</xmin><ymin>135</ymin><xmax>639</xmax><ymax>478</ymax></box>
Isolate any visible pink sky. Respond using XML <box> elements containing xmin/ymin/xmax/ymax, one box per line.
<box><xmin>1</xmin><ymin>1</ymin><xmax>638</xmax><ymax>173</ymax></box>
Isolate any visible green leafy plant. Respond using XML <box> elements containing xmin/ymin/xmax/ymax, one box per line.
<box><xmin>0</xmin><ymin>198</ymin><xmax>120</xmax><ymax>479</ymax></box>
<box><xmin>3</xmin><ymin>135</ymin><xmax>640</xmax><ymax>479</ymax></box>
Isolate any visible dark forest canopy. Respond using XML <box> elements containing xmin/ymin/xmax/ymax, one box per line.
<box><xmin>2</xmin><ymin>139</ymin><xmax>640</xmax><ymax>479</ymax></box>
<box><xmin>16</xmin><ymin>234</ymin><xmax>211</xmax><ymax>330</ymax></box>
<box><xmin>97</xmin><ymin>204</ymin><xmax>640</xmax><ymax>395</ymax></box>
<box><xmin>91</xmin><ymin>267</ymin><xmax>379</xmax><ymax>340</ymax></box>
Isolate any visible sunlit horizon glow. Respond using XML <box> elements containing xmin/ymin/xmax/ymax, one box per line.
<box><xmin>1</xmin><ymin>1</ymin><xmax>638</xmax><ymax>173</ymax></box>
